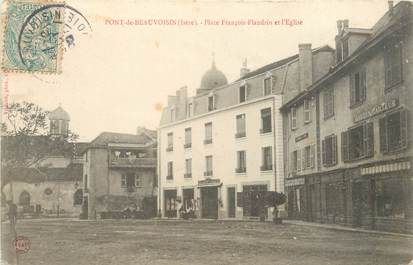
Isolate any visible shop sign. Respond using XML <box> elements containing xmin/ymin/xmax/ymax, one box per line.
<box><xmin>353</xmin><ymin>98</ymin><xmax>398</xmax><ymax>123</ymax></box>
<box><xmin>361</xmin><ymin>161</ymin><xmax>411</xmax><ymax>175</ymax></box>
<box><xmin>198</xmin><ymin>178</ymin><xmax>221</xmax><ymax>187</ymax></box>
<box><xmin>285</xmin><ymin>178</ymin><xmax>305</xmax><ymax>187</ymax></box>
<box><xmin>295</xmin><ymin>133</ymin><xmax>308</xmax><ymax>142</ymax></box>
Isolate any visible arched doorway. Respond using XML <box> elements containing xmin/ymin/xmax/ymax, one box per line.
<box><xmin>19</xmin><ymin>191</ymin><xmax>31</xmax><ymax>212</ymax></box>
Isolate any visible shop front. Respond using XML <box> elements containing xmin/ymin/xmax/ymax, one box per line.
<box><xmin>285</xmin><ymin>177</ymin><xmax>306</xmax><ymax>220</ymax></box>
<box><xmin>198</xmin><ymin>179</ymin><xmax>221</xmax><ymax>219</ymax></box>
<box><xmin>164</xmin><ymin>189</ymin><xmax>177</xmax><ymax>218</ymax></box>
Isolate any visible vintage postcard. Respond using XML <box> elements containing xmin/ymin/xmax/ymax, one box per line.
<box><xmin>0</xmin><ymin>0</ymin><xmax>412</xmax><ymax>264</ymax></box>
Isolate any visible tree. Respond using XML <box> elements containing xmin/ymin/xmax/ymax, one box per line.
<box><xmin>1</xmin><ymin>101</ymin><xmax>78</xmax><ymax>189</ymax></box>
<box><xmin>265</xmin><ymin>191</ymin><xmax>287</xmax><ymax>224</ymax></box>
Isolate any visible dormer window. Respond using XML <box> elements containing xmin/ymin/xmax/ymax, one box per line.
<box><xmin>187</xmin><ymin>102</ymin><xmax>194</xmax><ymax>117</ymax></box>
<box><xmin>263</xmin><ymin>72</ymin><xmax>274</xmax><ymax>96</ymax></box>
<box><xmin>239</xmin><ymin>85</ymin><xmax>246</xmax><ymax>103</ymax></box>
<box><xmin>207</xmin><ymin>95</ymin><xmax>215</xmax><ymax>111</ymax></box>
<box><xmin>170</xmin><ymin>107</ymin><xmax>176</xmax><ymax>122</ymax></box>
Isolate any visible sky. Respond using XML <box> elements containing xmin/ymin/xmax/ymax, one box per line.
<box><xmin>2</xmin><ymin>0</ymin><xmax>393</xmax><ymax>141</ymax></box>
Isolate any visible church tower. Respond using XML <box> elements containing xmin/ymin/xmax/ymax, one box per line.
<box><xmin>48</xmin><ymin>105</ymin><xmax>70</xmax><ymax>136</ymax></box>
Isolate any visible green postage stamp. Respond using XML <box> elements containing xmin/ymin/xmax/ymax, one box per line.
<box><xmin>2</xmin><ymin>1</ymin><xmax>65</xmax><ymax>74</ymax></box>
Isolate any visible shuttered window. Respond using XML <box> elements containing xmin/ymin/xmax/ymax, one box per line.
<box><xmin>261</xmin><ymin>108</ymin><xmax>272</xmax><ymax>133</ymax></box>
<box><xmin>341</xmin><ymin>122</ymin><xmax>374</xmax><ymax>162</ymax></box>
<box><xmin>384</xmin><ymin>41</ymin><xmax>402</xmax><ymax>90</ymax></box>
<box><xmin>303</xmin><ymin>99</ymin><xmax>312</xmax><ymax>124</ymax></box>
<box><xmin>291</xmin><ymin>107</ymin><xmax>297</xmax><ymax>130</ymax></box>
<box><xmin>297</xmin><ymin>149</ymin><xmax>302</xmax><ymax>172</ymax></box>
<box><xmin>323</xmin><ymin>87</ymin><xmax>334</xmax><ymax>119</ymax></box>
<box><xmin>322</xmin><ymin>135</ymin><xmax>338</xmax><ymax>167</ymax></box>
<box><xmin>350</xmin><ymin>69</ymin><xmax>366</xmax><ymax>108</ymax></box>
<box><xmin>379</xmin><ymin>109</ymin><xmax>409</xmax><ymax>153</ymax></box>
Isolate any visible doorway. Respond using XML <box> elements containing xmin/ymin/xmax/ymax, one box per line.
<box><xmin>227</xmin><ymin>187</ymin><xmax>236</xmax><ymax>218</ymax></box>
<box><xmin>201</xmin><ymin>187</ymin><xmax>218</xmax><ymax>219</ymax></box>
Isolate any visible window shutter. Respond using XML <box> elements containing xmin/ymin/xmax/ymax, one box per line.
<box><xmin>271</xmin><ymin>76</ymin><xmax>277</xmax><ymax>94</ymax></box>
<box><xmin>322</xmin><ymin>139</ymin><xmax>326</xmax><ymax>166</ymax></box>
<box><xmin>332</xmin><ymin>135</ymin><xmax>338</xmax><ymax>165</ymax></box>
<box><xmin>310</xmin><ymin>145</ymin><xmax>315</xmax><ymax>168</ymax></box>
<box><xmin>379</xmin><ymin>117</ymin><xmax>388</xmax><ymax>153</ymax></box>
<box><xmin>341</xmin><ymin>131</ymin><xmax>349</xmax><ymax>162</ymax></box>
<box><xmin>290</xmin><ymin>152</ymin><xmax>294</xmax><ymax>172</ymax></box>
<box><xmin>302</xmin><ymin>149</ymin><xmax>306</xmax><ymax>170</ymax></box>
<box><xmin>400</xmin><ymin>109</ymin><xmax>409</xmax><ymax>149</ymax></box>
<box><xmin>350</xmin><ymin>74</ymin><xmax>355</xmax><ymax>107</ymax></box>
<box><xmin>364</xmin><ymin>122</ymin><xmax>374</xmax><ymax>158</ymax></box>
<box><xmin>297</xmin><ymin>150</ymin><xmax>302</xmax><ymax>172</ymax></box>
<box><xmin>360</xmin><ymin>69</ymin><xmax>367</xmax><ymax>103</ymax></box>
<box><xmin>236</xmin><ymin>192</ymin><xmax>243</xmax><ymax>207</ymax></box>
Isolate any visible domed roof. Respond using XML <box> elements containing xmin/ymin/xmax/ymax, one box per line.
<box><xmin>200</xmin><ymin>62</ymin><xmax>228</xmax><ymax>91</ymax></box>
<box><xmin>49</xmin><ymin>106</ymin><xmax>70</xmax><ymax>121</ymax></box>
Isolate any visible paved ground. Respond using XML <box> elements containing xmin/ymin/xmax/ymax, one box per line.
<box><xmin>1</xmin><ymin>219</ymin><xmax>412</xmax><ymax>265</ymax></box>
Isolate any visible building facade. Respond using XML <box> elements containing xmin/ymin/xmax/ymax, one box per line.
<box><xmin>2</xmin><ymin>106</ymin><xmax>85</xmax><ymax>218</ymax></box>
<box><xmin>81</xmin><ymin>130</ymin><xmax>157</xmax><ymax>219</ymax></box>
<box><xmin>281</xmin><ymin>1</ymin><xmax>413</xmax><ymax>233</ymax></box>
<box><xmin>158</xmin><ymin>44</ymin><xmax>334</xmax><ymax>219</ymax></box>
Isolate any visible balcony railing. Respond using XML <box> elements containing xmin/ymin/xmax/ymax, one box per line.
<box><xmin>166</xmin><ymin>146</ymin><xmax>174</xmax><ymax>152</ymax></box>
<box><xmin>235</xmin><ymin>167</ymin><xmax>246</xmax><ymax>173</ymax></box>
<box><xmin>184</xmin><ymin>143</ymin><xmax>192</xmax><ymax>149</ymax></box>
<box><xmin>204</xmin><ymin>171</ymin><xmax>213</xmax><ymax>177</ymax></box>
<box><xmin>235</xmin><ymin>132</ymin><xmax>246</xmax><ymax>139</ymax></box>
<box><xmin>204</xmin><ymin>139</ymin><xmax>213</xmax><ymax>145</ymax></box>
<box><xmin>260</xmin><ymin>165</ymin><xmax>273</xmax><ymax>171</ymax></box>
<box><xmin>110</xmin><ymin>157</ymin><xmax>156</xmax><ymax>168</ymax></box>
<box><xmin>184</xmin><ymin>173</ymin><xmax>192</xmax><ymax>178</ymax></box>
<box><xmin>166</xmin><ymin>175</ymin><xmax>173</xmax><ymax>180</ymax></box>
<box><xmin>260</xmin><ymin>128</ymin><xmax>272</xmax><ymax>134</ymax></box>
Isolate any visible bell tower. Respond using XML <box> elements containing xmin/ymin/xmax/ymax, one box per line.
<box><xmin>48</xmin><ymin>104</ymin><xmax>70</xmax><ymax>137</ymax></box>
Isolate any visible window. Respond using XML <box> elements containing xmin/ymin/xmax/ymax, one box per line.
<box><xmin>208</xmin><ymin>95</ymin><xmax>214</xmax><ymax>111</ymax></box>
<box><xmin>167</xmin><ymin>162</ymin><xmax>173</xmax><ymax>180</ymax></box>
<box><xmin>350</xmin><ymin>69</ymin><xmax>366</xmax><ymax>107</ymax></box>
<box><xmin>342</xmin><ymin>122</ymin><xmax>374</xmax><ymax>162</ymax></box>
<box><xmin>235</xmin><ymin>114</ymin><xmax>246</xmax><ymax>138</ymax></box>
<box><xmin>185</xmin><ymin>159</ymin><xmax>192</xmax><ymax>178</ymax></box>
<box><xmin>121</xmin><ymin>173</ymin><xmax>138</xmax><ymax>191</ymax></box>
<box><xmin>322</xmin><ymin>135</ymin><xmax>338</xmax><ymax>167</ymax></box>
<box><xmin>384</xmin><ymin>41</ymin><xmax>402</xmax><ymax>90</ymax></box>
<box><xmin>302</xmin><ymin>145</ymin><xmax>315</xmax><ymax>170</ymax></box>
<box><xmin>379</xmin><ymin>109</ymin><xmax>409</xmax><ymax>153</ymax></box>
<box><xmin>303</xmin><ymin>99</ymin><xmax>311</xmax><ymax>124</ymax></box>
<box><xmin>187</xmin><ymin>103</ymin><xmax>193</xmax><ymax>117</ymax></box>
<box><xmin>264</xmin><ymin>77</ymin><xmax>272</xmax><ymax>96</ymax></box>
<box><xmin>166</xmin><ymin>132</ymin><xmax>173</xmax><ymax>151</ymax></box>
<box><xmin>239</xmin><ymin>85</ymin><xmax>246</xmax><ymax>103</ymax></box>
<box><xmin>323</xmin><ymin>87</ymin><xmax>334</xmax><ymax>119</ymax></box>
<box><xmin>236</xmin><ymin>151</ymin><xmax>246</xmax><ymax>173</ymax></box>
<box><xmin>290</xmin><ymin>150</ymin><xmax>299</xmax><ymax>173</ymax></box>
<box><xmin>376</xmin><ymin>178</ymin><xmax>407</xmax><ymax>219</ymax></box>
<box><xmin>184</xmin><ymin>128</ymin><xmax>192</xmax><ymax>148</ymax></box>
<box><xmin>135</xmin><ymin>175</ymin><xmax>141</xmax><ymax>187</ymax></box>
<box><xmin>291</xmin><ymin>107</ymin><xmax>297</xmax><ymax>130</ymax></box>
<box><xmin>261</xmin><ymin>146</ymin><xmax>273</xmax><ymax>171</ymax></box>
<box><xmin>204</xmin><ymin>122</ymin><xmax>213</xmax><ymax>144</ymax></box>
<box><xmin>260</xmin><ymin>108</ymin><xmax>272</xmax><ymax>134</ymax></box>
<box><xmin>204</xmin><ymin>156</ymin><xmax>213</xmax><ymax>176</ymax></box>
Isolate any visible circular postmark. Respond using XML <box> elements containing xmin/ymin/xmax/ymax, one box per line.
<box><xmin>13</xmin><ymin>236</ymin><xmax>31</xmax><ymax>253</ymax></box>
<box><xmin>17</xmin><ymin>4</ymin><xmax>92</xmax><ymax>73</ymax></box>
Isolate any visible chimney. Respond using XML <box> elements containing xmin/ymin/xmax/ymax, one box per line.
<box><xmin>388</xmin><ymin>1</ymin><xmax>394</xmax><ymax>15</ymax></box>
<box><xmin>298</xmin><ymin>43</ymin><xmax>313</xmax><ymax>91</ymax></box>
<box><xmin>240</xmin><ymin>58</ymin><xmax>250</xmax><ymax>78</ymax></box>
<box><xmin>342</xmin><ymin>19</ymin><xmax>349</xmax><ymax>29</ymax></box>
<box><xmin>336</xmin><ymin>20</ymin><xmax>343</xmax><ymax>34</ymax></box>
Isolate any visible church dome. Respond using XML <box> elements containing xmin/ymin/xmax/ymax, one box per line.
<box><xmin>200</xmin><ymin>62</ymin><xmax>228</xmax><ymax>91</ymax></box>
<box><xmin>49</xmin><ymin>106</ymin><xmax>70</xmax><ymax>121</ymax></box>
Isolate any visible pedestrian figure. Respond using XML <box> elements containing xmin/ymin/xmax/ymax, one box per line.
<box><xmin>7</xmin><ymin>201</ymin><xmax>17</xmax><ymax>226</ymax></box>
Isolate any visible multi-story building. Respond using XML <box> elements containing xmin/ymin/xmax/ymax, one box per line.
<box><xmin>281</xmin><ymin>1</ymin><xmax>413</xmax><ymax>233</ymax></box>
<box><xmin>158</xmin><ymin>44</ymin><xmax>334</xmax><ymax>219</ymax></box>
<box><xmin>81</xmin><ymin>129</ymin><xmax>157</xmax><ymax>219</ymax></box>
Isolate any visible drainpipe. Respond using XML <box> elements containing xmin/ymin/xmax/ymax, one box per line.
<box><xmin>157</xmin><ymin>128</ymin><xmax>162</xmax><ymax>217</ymax></box>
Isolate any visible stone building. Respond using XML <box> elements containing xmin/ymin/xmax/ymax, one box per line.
<box><xmin>281</xmin><ymin>1</ymin><xmax>413</xmax><ymax>233</ymax></box>
<box><xmin>81</xmin><ymin>129</ymin><xmax>157</xmax><ymax>219</ymax></box>
<box><xmin>2</xmin><ymin>106</ymin><xmax>85</xmax><ymax>217</ymax></box>
<box><xmin>158</xmin><ymin>44</ymin><xmax>334</xmax><ymax>220</ymax></box>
